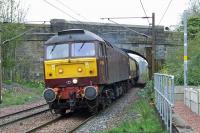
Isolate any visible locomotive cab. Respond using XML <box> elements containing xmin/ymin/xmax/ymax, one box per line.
<box><xmin>43</xmin><ymin>29</ymin><xmax>106</xmax><ymax>113</ymax></box>
<box><xmin>44</xmin><ymin>41</ymin><xmax>99</xmax><ymax>83</ymax></box>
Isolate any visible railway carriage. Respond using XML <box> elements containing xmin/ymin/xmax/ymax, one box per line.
<box><xmin>43</xmin><ymin>29</ymin><xmax>138</xmax><ymax>114</ymax></box>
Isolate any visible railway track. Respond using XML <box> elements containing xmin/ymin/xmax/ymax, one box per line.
<box><xmin>68</xmin><ymin>114</ymin><xmax>96</xmax><ymax>133</ymax></box>
<box><xmin>25</xmin><ymin>116</ymin><xmax>62</xmax><ymax>133</ymax></box>
<box><xmin>23</xmin><ymin>110</ymin><xmax>96</xmax><ymax>133</ymax></box>
<box><xmin>0</xmin><ymin>103</ymin><xmax>49</xmax><ymax>127</ymax></box>
<box><xmin>1</xmin><ymin>103</ymin><xmax>97</xmax><ymax>133</ymax></box>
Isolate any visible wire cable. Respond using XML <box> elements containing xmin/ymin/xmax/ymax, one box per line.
<box><xmin>43</xmin><ymin>0</ymin><xmax>83</xmax><ymax>24</ymax></box>
<box><xmin>107</xmin><ymin>19</ymin><xmax>151</xmax><ymax>38</ymax></box>
<box><xmin>139</xmin><ymin>0</ymin><xmax>150</xmax><ymax>25</ymax></box>
<box><xmin>1</xmin><ymin>22</ymin><xmax>47</xmax><ymax>46</ymax></box>
<box><xmin>158</xmin><ymin>0</ymin><xmax>173</xmax><ymax>25</ymax></box>
<box><xmin>55</xmin><ymin>0</ymin><xmax>90</xmax><ymax>21</ymax></box>
<box><xmin>101</xmin><ymin>16</ymin><xmax>151</xmax><ymax>19</ymax></box>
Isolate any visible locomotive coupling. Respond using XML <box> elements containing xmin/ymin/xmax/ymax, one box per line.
<box><xmin>43</xmin><ymin>88</ymin><xmax>57</xmax><ymax>102</ymax></box>
<box><xmin>84</xmin><ymin>86</ymin><xmax>98</xmax><ymax>100</ymax></box>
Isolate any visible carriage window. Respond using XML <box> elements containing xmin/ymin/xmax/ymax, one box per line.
<box><xmin>71</xmin><ymin>42</ymin><xmax>95</xmax><ymax>57</ymax></box>
<box><xmin>46</xmin><ymin>43</ymin><xmax>69</xmax><ymax>59</ymax></box>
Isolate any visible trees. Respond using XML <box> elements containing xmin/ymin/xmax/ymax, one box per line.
<box><xmin>0</xmin><ymin>0</ymin><xmax>28</xmax><ymax>81</ymax></box>
<box><xmin>188</xmin><ymin>0</ymin><xmax>200</xmax><ymax>16</ymax></box>
<box><xmin>162</xmin><ymin>0</ymin><xmax>200</xmax><ymax>86</ymax></box>
<box><xmin>186</xmin><ymin>0</ymin><xmax>200</xmax><ymax>39</ymax></box>
<box><xmin>0</xmin><ymin>0</ymin><xmax>28</xmax><ymax>23</ymax></box>
<box><xmin>188</xmin><ymin>16</ymin><xmax>200</xmax><ymax>39</ymax></box>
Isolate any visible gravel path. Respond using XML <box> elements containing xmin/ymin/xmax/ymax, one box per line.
<box><xmin>174</xmin><ymin>102</ymin><xmax>200</xmax><ymax>133</ymax></box>
<box><xmin>75</xmin><ymin>87</ymin><xmax>140</xmax><ymax>133</ymax></box>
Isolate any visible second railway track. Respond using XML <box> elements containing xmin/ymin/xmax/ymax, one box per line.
<box><xmin>1</xmin><ymin>104</ymin><xmax>98</xmax><ymax>133</ymax></box>
<box><xmin>0</xmin><ymin>103</ymin><xmax>49</xmax><ymax>127</ymax></box>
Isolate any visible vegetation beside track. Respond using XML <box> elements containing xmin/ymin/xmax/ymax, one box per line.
<box><xmin>0</xmin><ymin>81</ymin><xmax>44</xmax><ymax>107</ymax></box>
<box><xmin>161</xmin><ymin>16</ymin><xmax>200</xmax><ymax>86</ymax></box>
<box><xmin>104</xmin><ymin>81</ymin><xmax>167</xmax><ymax>133</ymax></box>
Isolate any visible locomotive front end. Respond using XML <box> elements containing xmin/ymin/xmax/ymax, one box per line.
<box><xmin>44</xmin><ymin>57</ymin><xmax>98</xmax><ymax>101</ymax></box>
<box><xmin>43</xmin><ymin>30</ymin><xmax>102</xmax><ymax>114</ymax></box>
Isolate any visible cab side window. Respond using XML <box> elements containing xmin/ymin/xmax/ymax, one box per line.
<box><xmin>98</xmin><ymin>43</ymin><xmax>103</xmax><ymax>57</ymax></box>
<box><xmin>101</xmin><ymin>43</ymin><xmax>107</xmax><ymax>57</ymax></box>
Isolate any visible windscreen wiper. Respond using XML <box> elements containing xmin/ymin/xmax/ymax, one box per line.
<box><xmin>78</xmin><ymin>42</ymin><xmax>85</xmax><ymax>51</ymax></box>
<box><xmin>50</xmin><ymin>44</ymin><xmax>57</xmax><ymax>54</ymax></box>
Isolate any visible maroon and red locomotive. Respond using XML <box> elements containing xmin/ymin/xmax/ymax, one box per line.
<box><xmin>43</xmin><ymin>29</ymin><xmax>138</xmax><ymax>114</ymax></box>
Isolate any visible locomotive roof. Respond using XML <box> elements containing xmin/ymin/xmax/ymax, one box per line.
<box><xmin>45</xmin><ymin>29</ymin><xmax>105</xmax><ymax>44</ymax></box>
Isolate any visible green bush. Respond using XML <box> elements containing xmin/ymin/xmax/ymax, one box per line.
<box><xmin>161</xmin><ymin>31</ymin><xmax>200</xmax><ymax>86</ymax></box>
<box><xmin>1</xmin><ymin>80</ymin><xmax>45</xmax><ymax>107</ymax></box>
<box><xmin>137</xmin><ymin>80</ymin><xmax>154</xmax><ymax>100</ymax></box>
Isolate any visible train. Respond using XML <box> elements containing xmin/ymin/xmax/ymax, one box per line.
<box><xmin>43</xmin><ymin>29</ymin><xmax>149</xmax><ymax>115</ymax></box>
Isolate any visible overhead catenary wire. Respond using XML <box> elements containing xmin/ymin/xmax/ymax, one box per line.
<box><xmin>24</xmin><ymin>21</ymin><xmax>50</xmax><ymax>24</ymax></box>
<box><xmin>55</xmin><ymin>0</ymin><xmax>90</xmax><ymax>21</ymax></box>
<box><xmin>1</xmin><ymin>28</ymin><xmax>34</xmax><ymax>45</ymax></box>
<box><xmin>1</xmin><ymin>21</ymin><xmax>47</xmax><ymax>46</ymax></box>
<box><xmin>43</xmin><ymin>0</ymin><xmax>83</xmax><ymax>24</ymax></box>
<box><xmin>158</xmin><ymin>0</ymin><xmax>173</xmax><ymax>25</ymax></box>
<box><xmin>139</xmin><ymin>0</ymin><xmax>150</xmax><ymax>25</ymax></box>
<box><xmin>107</xmin><ymin>19</ymin><xmax>151</xmax><ymax>38</ymax></box>
<box><xmin>101</xmin><ymin>16</ymin><xmax>151</xmax><ymax>19</ymax></box>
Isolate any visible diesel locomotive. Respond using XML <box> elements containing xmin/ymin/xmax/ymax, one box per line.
<box><xmin>43</xmin><ymin>29</ymin><xmax>148</xmax><ymax>114</ymax></box>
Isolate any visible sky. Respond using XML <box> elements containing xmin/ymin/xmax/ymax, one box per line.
<box><xmin>21</xmin><ymin>0</ymin><xmax>189</xmax><ymax>27</ymax></box>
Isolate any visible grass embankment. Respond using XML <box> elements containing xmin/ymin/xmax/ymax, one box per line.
<box><xmin>104</xmin><ymin>82</ymin><xmax>167</xmax><ymax>133</ymax></box>
<box><xmin>0</xmin><ymin>81</ymin><xmax>44</xmax><ymax>108</ymax></box>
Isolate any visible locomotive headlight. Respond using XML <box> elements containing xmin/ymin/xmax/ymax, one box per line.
<box><xmin>58</xmin><ymin>68</ymin><xmax>63</xmax><ymax>74</ymax></box>
<box><xmin>72</xmin><ymin>79</ymin><xmax>78</xmax><ymax>84</ymax></box>
<box><xmin>77</xmin><ymin>67</ymin><xmax>82</xmax><ymax>72</ymax></box>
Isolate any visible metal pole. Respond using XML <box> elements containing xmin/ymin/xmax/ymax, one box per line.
<box><xmin>184</xmin><ymin>10</ymin><xmax>188</xmax><ymax>88</ymax></box>
<box><xmin>11</xmin><ymin>0</ymin><xmax>14</xmax><ymax>23</ymax></box>
<box><xmin>0</xmin><ymin>26</ymin><xmax>2</xmax><ymax>103</ymax></box>
<box><xmin>152</xmin><ymin>13</ymin><xmax>156</xmax><ymax>76</ymax></box>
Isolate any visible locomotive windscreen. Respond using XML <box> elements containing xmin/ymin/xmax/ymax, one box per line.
<box><xmin>46</xmin><ymin>43</ymin><xmax>69</xmax><ymax>59</ymax></box>
<box><xmin>45</xmin><ymin>42</ymin><xmax>96</xmax><ymax>60</ymax></box>
<box><xmin>71</xmin><ymin>42</ymin><xmax>95</xmax><ymax>57</ymax></box>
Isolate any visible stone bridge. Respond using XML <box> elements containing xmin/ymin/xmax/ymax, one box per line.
<box><xmin>13</xmin><ymin>19</ymin><xmax>181</xmax><ymax>80</ymax></box>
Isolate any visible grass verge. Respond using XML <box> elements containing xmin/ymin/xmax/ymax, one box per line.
<box><xmin>0</xmin><ymin>81</ymin><xmax>44</xmax><ymax>108</ymax></box>
<box><xmin>104</xmin><ymin>98</ymin><xmax>166</xmax><ymax>133</ymax></box>
<box><xmin>103</xmin><ymin>81</ymin><xmax>167</xmax><ymax>133</ymax></box>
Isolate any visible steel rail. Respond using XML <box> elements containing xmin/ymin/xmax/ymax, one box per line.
<box><xmin>25</xmin><ymin>112</ymin><xmax>74</xmax><ymax>133</ymax></box>
<box><xmin>25</xmin><ymin>116</ymin><xmax>62</xmax><ymax>133</ymax></box>
<box><xmin>68</xmin><ymin>114</ymin><xmax>96</xmax><ymax>133</ymax></box>
<box><xmin>0</xmin><ymin>103</ymin><xmax>48</xmax><ymax>119</ymax></box>
<box><xmin>0</xmin><ymin>109</ymin><xmax>50</xmax><ymax>127</ymax></box>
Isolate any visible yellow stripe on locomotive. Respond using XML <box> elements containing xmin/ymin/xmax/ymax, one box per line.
<box><xmin>44</xmin><ymin>58</ymin><xmax>97</xmax><ymax>79</ymax></box>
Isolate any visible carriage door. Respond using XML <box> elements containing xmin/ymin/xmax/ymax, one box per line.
<box><xmin>99</xmin><ymin>43</ymin><xmax>109</xmax><ymax>82</ymax></box>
